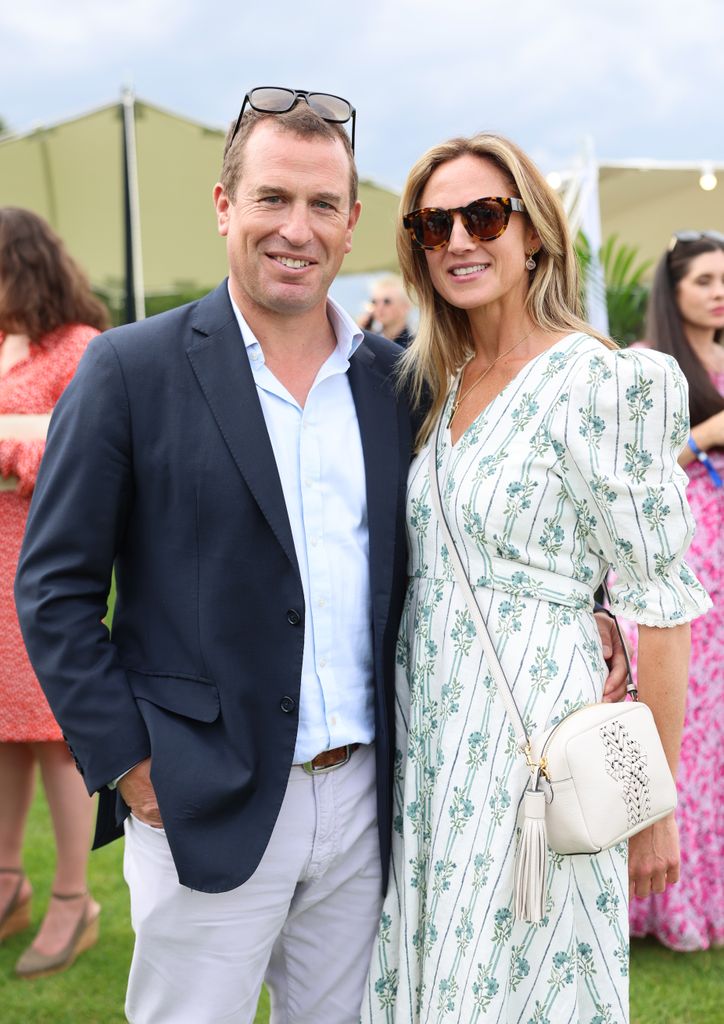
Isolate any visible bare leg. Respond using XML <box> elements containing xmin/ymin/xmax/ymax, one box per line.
<box><xmin>27</xmin><ymin>741</ymin><xmax>99</xmax><ymax>956</ymax></box>
<box><xmin>0</xmin><ymin>742</ymin><xmax>35</xmax><ymax>914</ymax></box>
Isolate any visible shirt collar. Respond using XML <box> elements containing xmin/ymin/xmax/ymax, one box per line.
<box><xmin>227</xmin><ymin>282</ymin><xmax>364</xmax><ymax>361</ymax></box>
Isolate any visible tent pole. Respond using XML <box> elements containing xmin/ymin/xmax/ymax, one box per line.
<box><xmin>121</xmin><ymin>88</ymin><xmax>145</xmax><ymax>322</ymax></box>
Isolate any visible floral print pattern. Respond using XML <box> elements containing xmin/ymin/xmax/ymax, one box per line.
<box><xmin>361</xmin><ymin>335</ymin><xmax>710</xmax><ymax>1022</ymax></box>
<box><xmin>0</xmin><ymin>325</ymin><xmax>96</xmax><ymax>741</ymax></box>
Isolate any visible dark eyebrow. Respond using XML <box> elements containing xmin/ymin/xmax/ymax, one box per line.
<box><xmin>253</xmin><ymin>185</ymin><xmax>344</xmax><ymax>207</ymax></box>
<box><xmin>254</xmin><ymin>185</ymin><xmax>290</xmax><ymax>199</ymax></box>
<box><xmin>314</xmin><ymin>191</ymin><xmax>344</xmax><ymax>206</ymax></box>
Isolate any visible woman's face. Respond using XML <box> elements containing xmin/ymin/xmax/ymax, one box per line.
<box><xmin>417</xmin><ymin>154</ymin><xmax>539</xmax><ymax>314</ymax></box>
<box><xmin>676</xmin><ymin>249</ymin><xmax>724</xmax><ymax>333</ymax></box>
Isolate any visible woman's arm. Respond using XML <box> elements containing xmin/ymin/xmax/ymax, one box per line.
<box><xmin>628</xmin><ymin>622</ymin><xmax>690</xmax><ymax>898</ymax></box>
<box><xmin>0</xmin><ymin>414</ymin><xmax>52</xmax><ymax>492</ymax></box>
<box><xmin>678</xmin><ymin>409</ymin><xmax>724</xmax><ymax>467</ymax></box>
<box><xmin>0</xmin><ymin>413</ymin><xmax>52</xmax><ymax>442</ymax></box>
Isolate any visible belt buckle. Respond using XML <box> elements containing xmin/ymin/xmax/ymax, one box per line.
<box><xmin>301</xmin><ymin>745</ymin><xmax>352</xmax><ymax>775</ymax></box>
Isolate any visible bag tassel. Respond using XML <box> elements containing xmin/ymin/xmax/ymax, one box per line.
<box><xmin>514</xmin><ymin>788</ymin><xmax>547</xmax><ymax>923</ymax></box>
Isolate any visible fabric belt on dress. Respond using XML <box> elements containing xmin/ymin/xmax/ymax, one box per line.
<box><xmin>297</xmin><ymin>743</ymin><xmax>360</xmax><ymax>774</ymax></box>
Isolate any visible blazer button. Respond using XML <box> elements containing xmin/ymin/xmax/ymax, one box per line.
<box><xmin>286</xmin><ymin>609</ymin><xmax>301</xmax><ymax>625</ymax></box>
<box><xmin>280</xmin><ymin>696</ymin><xmax>296</xmax><ymax>713</ymax></box>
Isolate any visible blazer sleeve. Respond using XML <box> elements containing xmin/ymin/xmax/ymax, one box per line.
<box><xmin>14</xmin><ymin>334</ymin><xmax>151</xmax><ymax>792</ymax></box>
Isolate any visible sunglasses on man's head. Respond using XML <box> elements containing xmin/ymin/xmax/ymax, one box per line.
<box><xmin>229</xmin><ymin>87</ymin><xmax>356</xmax><ymax>152</ymax></box>
<box><xmin>403</xmin><ymin>196</ymin><xmax>526</xmax><ymax>251</ymax></box>
<box><xmin>668</xmin><ymin>229</ymin><xmax>724</xmax><ymax>252</ymax></box>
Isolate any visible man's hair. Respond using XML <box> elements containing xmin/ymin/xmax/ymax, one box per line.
<box><xmin>219</xmin><ymin>104</ymin><xmax>358</xmax><ymax>206</ymax></box>
<box><xmin>0</xmin><ymin>206</ymin><xmax>109</xmax><ymax>341</ymax></box>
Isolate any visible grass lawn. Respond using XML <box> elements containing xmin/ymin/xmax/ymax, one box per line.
<box><xmin>1</xmin><ymin>786</ymin><xmax>720</xmax><ymax>1023</ymax></box>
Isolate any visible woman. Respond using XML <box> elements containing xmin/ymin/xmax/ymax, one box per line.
<box><xmin>361</xmin><ymin>136</ymin><xmax>710</xmax><ymax>1022</ymax></box>
<box><xmin>627</xmin><ymin>232</ymin><xmax>724</xmax><ymax>951</ymax></box>
<box><xmin>0</xmin><ymin>207</ymin><xmax>108</xmax><ymax>977</ymax></box>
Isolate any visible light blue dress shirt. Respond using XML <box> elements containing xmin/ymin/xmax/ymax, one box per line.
<box><xmin>229</xmin><ymin>291</ymin><xmax>375</xmax><ymax>763</ymax></box>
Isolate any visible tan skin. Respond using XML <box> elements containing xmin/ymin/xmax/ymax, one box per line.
<box><xmin>119</xmin><ymin>143</ymin><xmax>629</xmax><ymax>832</ymax></box>
<box><xmin>420</xmin><ymin>153</ymin><xmax>686</xmax><ymax>899</ymax></box>
<box><xmin>0</xmin><ymin>333</ymin><xmax>99</xmax><ymax>957</ymax></box>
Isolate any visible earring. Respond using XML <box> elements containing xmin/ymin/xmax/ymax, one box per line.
<box><xmin>525</xmin><ymin>250</ymin><xmax>537</xmax><ymax>271</ymax></box>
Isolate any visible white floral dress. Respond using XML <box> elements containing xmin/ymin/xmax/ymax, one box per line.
<box><xmin>362</xmin><ymin>334</ymin><xmax>710</xmax><ymax>1024</ymax></box>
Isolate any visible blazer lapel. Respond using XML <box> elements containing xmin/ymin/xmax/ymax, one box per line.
<box><xmin>348</xmin><ymin>340</ymin><xmax>400</xmax><ymax>632</ymax></box>
<box><xmin>186</xmin><ymin>285</ymin><xmax>299</xmax><ymax>574</ymax></box>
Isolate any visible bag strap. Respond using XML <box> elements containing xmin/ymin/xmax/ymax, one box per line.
<box><xmin>599</xmin><ymin>579</ymin><xmax>638</xmax><ymax>700</ymax></box>
<box><xmin>426</xmin><ymin>416</ymin><xmax>637</xmax><ymax>757</ymax></box>
<box><xmin>427</xmin><ymin>418</ymin><xmax>531</xmax><ymax>752</ymax></box>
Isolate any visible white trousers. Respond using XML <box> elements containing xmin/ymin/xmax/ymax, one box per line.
<box><xmin>123</xmin><ymin>744</ymin><xmax>382</xmax><ymax>1024</ymax></box>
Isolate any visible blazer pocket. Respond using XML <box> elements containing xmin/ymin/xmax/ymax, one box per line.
<box><xmin>126</xmin><ymin>670</ymin><xmax>220</xmax><ymax>723</ymax></box>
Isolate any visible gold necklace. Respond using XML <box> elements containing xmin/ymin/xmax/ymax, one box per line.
<box><xmin>448</xmin><ymin>329</ymin><xmax>535</xmax><ymax>427</ymax></box>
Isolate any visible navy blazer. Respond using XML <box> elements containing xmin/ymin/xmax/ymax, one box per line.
<box><xmin>15</xmin><ymin>282</ymin><xmax>415</xmax><ymax>893</ymax></box>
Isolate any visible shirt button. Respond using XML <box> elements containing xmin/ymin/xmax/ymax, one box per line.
<box><xmin>304</xmin><ymin>478</ymin><xmax>312</xmax><ymax>488</ymax></box>
<box><xmin>280</xmin><ymin>696</ymin><xmax>296</xmax><ymax>713</ymax></box>
<box><xmin>286</xmin><ymin>609</ymin><xmax>301</xmax><ymax>625</ymax></box>
<box><xmin>319</xmin><ymin>657</ymin><xmax>327</xmax><ymax>668</ymax></box>
<box><xmin>318</xmin><ymin>597</ymin><xmax>326</xmax><ymax>608</ymax></box>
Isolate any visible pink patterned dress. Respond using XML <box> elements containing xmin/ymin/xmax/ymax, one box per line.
<box><xmin>628</xmin><ymin>369</ymin><xmax>724</xmax><ymax>951</ymax></box>
<box><xmin>0</xmin><ymin>324</ymin><xmax>97</xmax><ymax>742</ymax></box>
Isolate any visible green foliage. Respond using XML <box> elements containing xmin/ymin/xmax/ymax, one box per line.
<box><xmin>630</xmin><ymin>938</ymin><xmax>722</xmax><ymax>1023</ymax></box>
<box><xmin>94</xmin><ymin>287</ymin><xmax>210</xmax><ymax>328</ymax></box>
<box><xmin>576</xmin><ymin>233</ymin><xmax>652</xmax><ymax>346</ymax></box>
<box><xmin>601</xmin><ymin>235</ymin><xmax>652</xmax><ymax>346</ymax></box>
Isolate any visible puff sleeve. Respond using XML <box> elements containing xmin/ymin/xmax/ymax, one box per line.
<box><xmin>552</xmin><ymin>344</ymin><xmax>711</xmax><ymax>626</ymax></box>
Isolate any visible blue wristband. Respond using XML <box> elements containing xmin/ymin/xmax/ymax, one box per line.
<box><xmin>687</xmin><ymin>436</ymin><xmax>723</xmax><ymax>488</ymax></box>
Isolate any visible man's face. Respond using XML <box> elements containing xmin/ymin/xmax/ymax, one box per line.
<box><xmin>370</xmin><ymin>285</ymin><xmax>409</xmax><ymax>332</ymax></box>
<box><xmin>214</xmin><ymin>121</ymin><xmax>361</xmax><ymax>319</ymax></box>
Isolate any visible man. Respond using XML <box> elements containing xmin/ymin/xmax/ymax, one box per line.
<box><xmin>361</xmin><ymin>274</ymin><xmax>414</xmax><ymax>347</ymax></box>
<box><xmin>15</xmin><ymin>89</ymin><xmax>626</xmax><ymax>1023</ymax></box>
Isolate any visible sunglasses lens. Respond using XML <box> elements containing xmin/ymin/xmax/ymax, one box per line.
<box><xmin>307</xmin><ymin>93</ymin><xmax>352</xmax><ymax>123</ymax></box>
<box><xmin>408</xmin><ymin>209</ymin><xmax>452</xmax><ymax>249</ymax></box>
<box><xmin>248</xmin><ymin>87</ymin><xmax>296</xmax><ymax>112</ymax></box>
<box><xmin>465</xmin><ymin>199</ymin><xmax>508</xmax><ymax>241</ymax></box>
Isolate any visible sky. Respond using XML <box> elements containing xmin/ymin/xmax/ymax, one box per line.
<box><xmin>2</xmin><ymin>0</ymin><xmax>723</xmax><ymax>192</ymax></box>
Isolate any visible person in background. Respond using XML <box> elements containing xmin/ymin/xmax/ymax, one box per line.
<box><xmin>0</xmin><ymin>207</ymin><xmax>107</xmax><ymax>977</ymax></box>
<box><xmin>627</xmin><ymin>231</ymin><xmax>724</xmax><ymax>951</ymax></box>
<box><xmin>359</xmin><ymin>274</ymin><xmax>414</xmax><ymax>346</ymax></box>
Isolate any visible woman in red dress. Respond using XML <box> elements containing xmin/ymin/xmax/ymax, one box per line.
<box><xmin>0</xmin><ymin>208</ymin><xmax>108</xmax><ymax>976</ymax></box>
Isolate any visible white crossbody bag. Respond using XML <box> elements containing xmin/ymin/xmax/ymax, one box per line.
<box><xmin>427</xmin><ymin>423</ymin><xmax>677</xmax><ymax>923</ymax></box>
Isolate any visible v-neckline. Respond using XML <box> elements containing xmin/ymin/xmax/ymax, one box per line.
<box><xmin>446</xmin><ymin>333</ymin><xmax>581</xmax><ymax>449</ymax></box>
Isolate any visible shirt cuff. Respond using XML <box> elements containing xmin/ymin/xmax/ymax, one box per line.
<box><xmin>107</xmin><ymin>763</ymin><xmax>141</xmax><ymax>790</ymax></box>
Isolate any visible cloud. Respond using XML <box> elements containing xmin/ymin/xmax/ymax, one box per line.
<box><xmin>0</xmin><ymin>0</ymin><xmax>194</xmax><ymax>65</ymax></box>
<box><xmin>0</xmin><ymin>0</ymin><xmax>721</xmax><ymax>182</ymax></box>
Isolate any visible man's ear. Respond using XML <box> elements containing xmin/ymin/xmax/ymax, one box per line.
<box><xmin>213</xmin><ymin>183</ymin><xmax>231</xmax><ymax>237</ymax></box>
<box><xmin>344</xmin><ymin>199</ymin><xmax>362</xmax><ymax>255</ymax></box>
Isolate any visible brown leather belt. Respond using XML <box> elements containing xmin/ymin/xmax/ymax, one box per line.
<box><xmin>298</xmin><ymin>743</ymin><xmax>360</xmax><ymax>774</ymax></box>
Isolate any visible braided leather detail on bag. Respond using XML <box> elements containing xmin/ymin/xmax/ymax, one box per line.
<box><xmin>600</xmin><ymin>720</ymin><xmax>652</xmax><ymax>826</ymax></box>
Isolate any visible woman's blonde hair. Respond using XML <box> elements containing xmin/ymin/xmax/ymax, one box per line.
<box><xmin>396</xmin><ymin>133</ymin><xmax>615</xmax><ymax>444</ymax></box>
